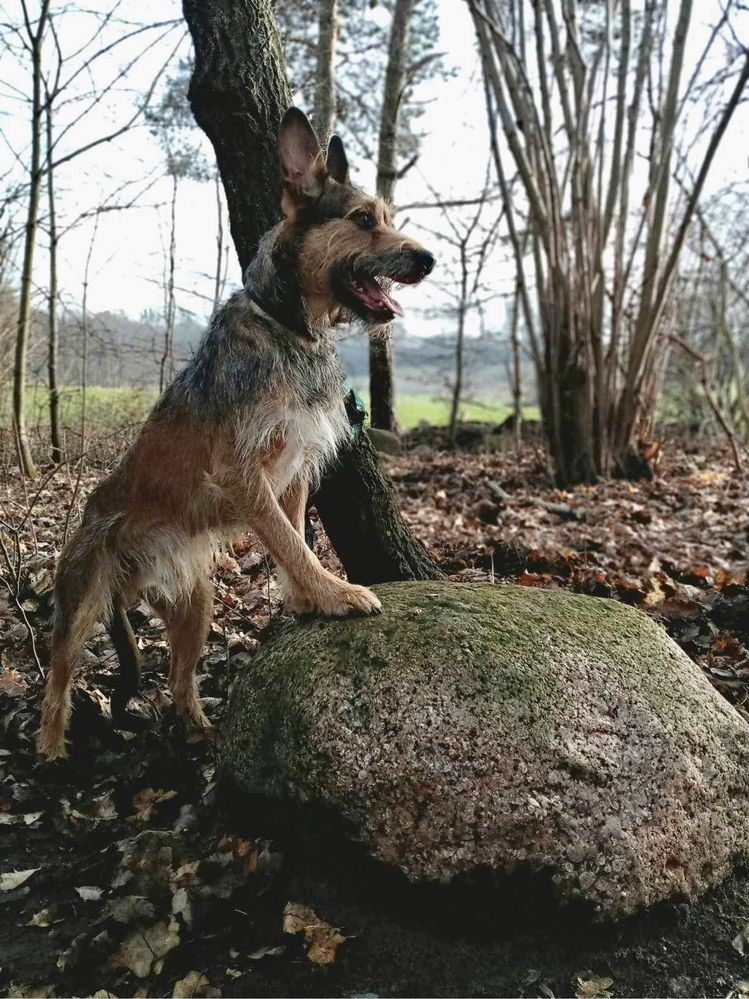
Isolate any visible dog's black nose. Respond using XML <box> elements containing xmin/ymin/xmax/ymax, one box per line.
<box><xmin>413</xmin><ymin>249</ymin><xmax>435</xmax><ymax>278</ymax></box>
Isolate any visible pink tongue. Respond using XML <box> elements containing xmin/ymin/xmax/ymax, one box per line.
<box><xmin>359</xmin><ymin>276</ymin><xmax>404</xmax><ymax>317</ymax></box>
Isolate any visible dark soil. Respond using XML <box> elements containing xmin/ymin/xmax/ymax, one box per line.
<box><xmin>2</xmin><ymin>439</ymin><xmax>749</xmax><ymax>998</ymax></box>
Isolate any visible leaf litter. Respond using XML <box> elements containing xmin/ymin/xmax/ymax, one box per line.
<box><xmin>1</xmin><ymin>444</ymin><xmax>749</xmax><ymax>996</ymax></box>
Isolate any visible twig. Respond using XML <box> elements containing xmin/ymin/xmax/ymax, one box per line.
<box><xmin>487</xmin><ymin>480</ymin><xmax>588</xmax><ymax>522</ymax></box>
<box><xmin>0</xmin><ymin>529</ymin><xmax>44</xmax><ymax>679</ymax></box>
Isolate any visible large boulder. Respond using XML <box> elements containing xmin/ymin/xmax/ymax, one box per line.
<box><xmin>220</xmin><ymin>582</ymin><xmax>749</xmax><ymax>916</ymax></box>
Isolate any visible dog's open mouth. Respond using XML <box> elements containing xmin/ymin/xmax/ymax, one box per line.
<box><xmin>333</xmin><ymin>251</ymin><xmax>433</xmax><ymax>324</ymax></box>
<box><xmin>347</xmin><ymin>274</ymin><xmax>405</xmax><ymax>318</ymax></box>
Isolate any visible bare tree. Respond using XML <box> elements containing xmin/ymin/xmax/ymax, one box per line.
<box><xmin>669</xmin><ymin>190</ymin><xmax>749</xmax><ymax>442</ymax></box>
<box><xmin>4</xmin><ymin>3</ymin><xmax>182</xmax><ymax>475</ymax></box>
<box><xmin>313</xmin><ymin>0</ymin><xmax>338</xmax><ymax>147</ymax></box>
<box><xmin>369</xmin><ymin>0</ymin><xmax>416</xmax><ymax>433</ymax></box>
<box><xmin>12</xmin><ymin>0</ymin><xmax>51</xmax><ymax>478</ymax></box>
<box><xmin>471</xmin><ymin>0</ymin><xmax>749</xmax><ymax>483</ymax></box>
<box><xmin>45</xmin><ymin>94</ymin><xmax>61</xmax><ymax>464</ymax></box>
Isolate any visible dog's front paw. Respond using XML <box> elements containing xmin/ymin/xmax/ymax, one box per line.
<box><xmin>286</xmin><ymin>582</ymin><xmax>381</xmax><ymax>618</ymax></box>
<box><xmin>330</xmin><ymin>583</ymin><xmax>381</xmax><ymax>617</ymax></box>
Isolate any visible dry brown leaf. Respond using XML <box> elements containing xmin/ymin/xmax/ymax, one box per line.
<box><xmin>111</xmin><ymin>917</ymin><xmax>180</xmax><ymax>978</ymax></box>
<box><xmin>282</xmin><ymin>901</ymin><xmax>346</xmax><ymax>966</ymax></box>
<box><xmin>132</xmin><ymin>787</ymin><xmax>177</xmax><ymax>822</ymax></box>
<box><xmin>172</xmin><ymin>970</ymin><xmax>221</xmax><ymax>997</ymax></box>
<box><xmin>642</xmin><ymin>577</ymin><xmax>666</xmax><ymax>608</ymax></box>
<box><xmin>230</xmin><ymin>837</ymin><xmax>258</xmax><ymax>874</ymax></box>
<box><xmin>575</xmin><ymin>972</ymin><xmax>614</xmax><ymax>999</ymax></box>
<box><xmin>0</xmin><ymin>667</ymin><xmax>28</xmax><ymax>695</ymax></box>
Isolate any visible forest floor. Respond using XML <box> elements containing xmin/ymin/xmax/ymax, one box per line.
<box><xmin>2</xmin><ymin>437</ymin><xmax>749</xmax><ymax>998</ymax></box>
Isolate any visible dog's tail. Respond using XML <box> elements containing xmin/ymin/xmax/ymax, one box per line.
<box><xmin>38</xmin><ymin>521</ymin><xmax>121</xmax><ymax>760</ymax></box>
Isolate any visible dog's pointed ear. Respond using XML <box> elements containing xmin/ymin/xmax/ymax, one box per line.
<box><xmin>279</xmin><ymin>107</ymin><xmax>326</xmax><ymax>211</ymax></box>
<box><xmin>326</xmin><ymin>135</ymin><xmax>350</xmax><ymax>186</ymax></box>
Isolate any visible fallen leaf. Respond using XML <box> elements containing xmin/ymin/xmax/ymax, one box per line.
<box><xmin>171</xmin><ymin>886</ymin><xmax>191</xmax><ymax>925</ymax></box>
<box><xmin>111</xmin><ymin>917</ymin><xmax>180</xmax><ymax>978</ymax></box>
<box><xmin>733</xmin><ymin>921</ymin><xmax>749</xmax><ymax>955</ymax></box>
<box><xmin>306</xmin><ymin>925</ymin><xmax>347</xmax><ymax>966</ymax></box>
<box><xmin>282</xmin><ymin>901</ymin><xmax>346</xmax><ymax>965</ymax></box>
<box><xmin>575</xmin><ymin>972</ymin><xmax>614</xmax><ymax>999</ymax></box>
<box><xmin>75</xmin><ymin>885</ymin><xmax>104</xmax><ymax>902</ymax></box>
<box><xmin>230</xmin><ymin>837</ymin><xmax>258</xmax><ymax>874</ymax></box>
<box><xmin>28</xmin><ymin>908</ymin><xmax>53</xmax><ymax>927</ymax></box>
<box><xmin>172</xmin><ymin>970</ymin><xmax>221</xmax><ymax>997</ymax></box>
<box><xmin>106</xmin><ymin>895</ymin><xmax>156</xmax><ymax>924</ymax></box>
<box><xmin>247</xmin><ymin>944</ymin><xmax>285</xmax><ymax>960</ymax></box>
<box><xmin>133</xmin><ymin>787</ymin><xmax>177</xmax><ymax>822</ymax></box>
<box><xmin>6</xmin><ymin>985</ymin><xmax>55</xmax><ymax>998</ymax></box>
<box><xmin>0</xmin><ymin>667</ymin><xmax>28</xmax><ymax>695</ymax></box>
<box><xmin>1</xmin><ymin>868</ymin><xmax>39</xmax><ymax>891</ymax></box>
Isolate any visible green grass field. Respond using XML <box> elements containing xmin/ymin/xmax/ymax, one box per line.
<box><xmin>377</xmin><ymin>392</ymin><xmax>535</xmax><ymax>429</ymax></box>
<box><xmin>5</xmin><ymin>385</ymin><xmax>158</xmax><ymax>434</ymax></box>
<box><xmin>4</xmin><ymin>384</ymin><xmax>538</xmax><ymax>433</ymax></box>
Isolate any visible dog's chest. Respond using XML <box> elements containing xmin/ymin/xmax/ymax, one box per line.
<box><xmin>230</xmin><ymin>334</ymin><xmax>349</xmax><ymax>496</ymax></box>
<box><xmin>269</xmin><ymin>397</ymin><xmax>348</xmax><ymax>495</ymax></box>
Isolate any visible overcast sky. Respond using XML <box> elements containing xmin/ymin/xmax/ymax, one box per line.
<box><xmin>0</xmin><ymin>0</ymin><xmax>747</xmax><ymax>341</ymax></box>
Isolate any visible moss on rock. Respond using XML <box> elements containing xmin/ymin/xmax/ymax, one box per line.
<box><xmin>220</xmin><ymin>582</ymin><xmax>749</xmax><ymax>916</ymax></box>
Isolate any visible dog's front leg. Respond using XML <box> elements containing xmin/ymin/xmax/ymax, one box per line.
<box><xmin>275</xmin><ymin>477</ymin><xmax>307</xmax><ymax>605</ymax></box>
<box><xmin>246</xmin><ymin>468</ymin><xmax>381</xmax><ymax>618</ymax></box>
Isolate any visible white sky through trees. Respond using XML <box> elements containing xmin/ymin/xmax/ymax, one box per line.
<box><xmin>0</xmin><ymin>0</ymin><xmax>746</xmax><ymax>343</ymax></box>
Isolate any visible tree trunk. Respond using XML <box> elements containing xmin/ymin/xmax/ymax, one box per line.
<box><xmin>368</xmin><ymin>333</ymin><xmax>397</xmax><ymax>431</ymax></box>
<box><xmin>448</xmin><ymin>245</ymin><xmax>468</xmax><ymax>449</ymax></box>
<box><xmin>160</xmin><ymin>172</ymin><xmax>178</xmax><ymax>392</ymax></box>
<box><xmin>46</xmin><ymin>101</ymin><xmax>62</xmax><ymax>465</ymax></box>
<box><xmin>510</xmin><ymin>278</ymin><xmax>523</xmax><ymax>449</ymax></box>
<box><xmin>181</xmin><ymin>0</ymin><xmax>441</xmax><ymax>584</ymax></box>
<box><xmin>313</xmin><ymin>0</ymin><xmax>338</xmax><ymax>148</ymax></box>
<box><xmin>213</xmin><ymin>170</ymin><xmax>225</xmax><ymax>313</ymax></box>
<box><xmin>313</xmin><ymin>400</ymin><xmax>441</xmax><ymax>584</ymax></box>
<box><xmin>183</xmin><ymin>0</ymin><xmax>290</xmax><ymax>274</ymax></box>
<box><xmin>13</xmin><ymin>1</ymin><xmax>50</xmax><ymax>478</ymax></box>
<box><xmin>369</xmin><ymin>0</ymin><xmax>416</xmax><ymax>433</ymax></box>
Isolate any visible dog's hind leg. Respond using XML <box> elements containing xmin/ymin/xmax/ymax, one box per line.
<box><xmin>107</xmin><ymin>595</ymin><xmax>142</xmax><ymax>723</ymax></box>
<box><xmin>149</xmin><ymin>575</ymin><xmax>213</xmax><ymax>731</ymax></box>
<box><xmin>38</xmin><ymin>542</ymin><xmax>115</xmax><ymax>761</ymax></box>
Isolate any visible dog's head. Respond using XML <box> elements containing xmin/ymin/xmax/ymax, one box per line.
<box><xmin>276</xmin><ymin>107</ymin><xmax>435</xmax><ymax>328</ymax></box>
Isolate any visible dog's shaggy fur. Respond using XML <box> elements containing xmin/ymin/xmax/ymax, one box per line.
<box><xmin>38</xmin><ymin>108</ymin><xmax>434</xmax><ymax>761</ymax></box>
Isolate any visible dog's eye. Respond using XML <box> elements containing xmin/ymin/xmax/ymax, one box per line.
<box><xmin>353</xmin><ymin>211</ymin><xmax>377</xmax><ymax>231</ymax></box>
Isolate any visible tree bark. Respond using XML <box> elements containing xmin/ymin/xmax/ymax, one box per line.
<box><xmin>183</xmin><ymin>0</ymin><xmax>290</xmax><ymax>272</ymax></box>
<box><xmin>213</xmin><ymin>170</ymin><xmax>225</xmax><ymax>313</ymax></box>
<box><xmin>13</xmin><ymin>0</ymin><xmax>51</xmax><ymax>478</ymax></box>
<box><xmin>313</xmin><ymin>0</ymin><xmax>338</xmax><ymax>149</ymax></box>
<box><xmin>510</xmin><ymin>277</ymin><xmax>523</xmax><ymax>449</ymax></box>
<box><xmin>369</xmin><ymin>0</ymin><xmax>416</xmax><ymax>433</ymax></box>
<box><xmin>368</xmin><ymin>333</ymin><xmax>397</xmax><ymax>431</ymax></box>
<box><xmin>46</xmin><ymin>101</ymin><xmax>62</xmax><ymax>465</ymax></box>
<box><xmin>313</xmin><ymin>400</ymin><xmax>441</xmax><ymax>584</ymax></box>
<box><xmin>181</xmin><ymin>0</ymin><xmax>441</xmax><ymax>584</ymax></box>
<box><xmin>160</xmin><ymin>172</ymin><xmax>178</xmax><ymax>392</ymax></box>
<box><xmin>448</xmin><ymin>245</ymin><xmax>468</xmax><ymax>449</ymax></box>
